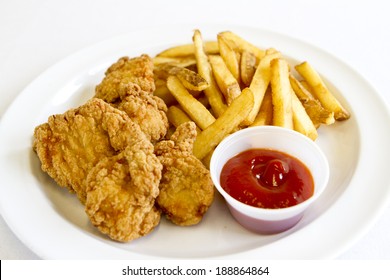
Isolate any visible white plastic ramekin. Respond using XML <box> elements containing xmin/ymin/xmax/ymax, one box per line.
<box><xmin>210</xmin><ymin>126</ymin><xmax>329</xmax><ymax>234</ymax></box>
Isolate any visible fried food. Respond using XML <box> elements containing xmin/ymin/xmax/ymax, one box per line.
<box><xmin>154</xmin><ymin>63</ymin><xmax>208</xmax><ymax>91</ymax></box>
<box><xmin>217</xmin><ymin>31</ymin><xmax>265</xmax><ymax>61</ymax></box>
<box><xmin>95</xmin><ymin>55</ymin><xmax>169</xmax><ymax>142</ymax></box>
<box><xmin>114</xmin><ymin>82</ymin><xmax>169</xmax><ymax>142</ymax></box>
<box><xmin>154</xmin><ymin>122</ymin><xmax>214</xmax><ymax>226</ymax></box>
<box><xmin>217</xmin><ymin>34</ymin><xmax>241</xmax><ymax>83</ymax></box>
<box><xmin>242</xmin><ymin>50</ymin><xmax>281</xmax><ymax>125</ymax></box>
<box><xmin>289</xmin><ymin>75</ymin><xmax>335</xmax><ymax>127</ymax></box>
<box><xmin>156</xmin><ymin>41</ymin><xmax>219</xmax><ymax>57</ymax></box>
<box><xmin>193</xmin><ymin>29</ymin><xmax>227</xmax><ymax>117</ymax></box>
<box><xmin>33</xmin><ymin>98</ymin><xmax>147</xmax><ymax>203</ymax></box>
<box><xmin>154</xmin><ymin>78</ymin><xmax>176</xmax><ymax>106</ymax></box>
<box><xmin>95</xmin><ymin>55</ymin><xmax>155</xmax><ymax>102</ymax></box>
<box><xmin>167</xmin><ymin>105</ymin><xmax>202</xmax><ymax>134</ymax></box>
<box><xmin>250</xmin><ymin>86</ymin><xmax>273</xmax><ymax>126</ymax></box>
<box><xmin>240</xmin><ymin>50</ymin><xmax>257</xmax><ymax>86</ymax></box>
<box><xmin>209</xmin><ymin>55</ymin><xmax>241</xmax><ymax>105</ymax></box>
<box><xmin>33</xmin><ymin>30</ymin><xmax>353</xmax><ymax>243</ymax></box>
<box><xmin>291</xmin><ymin>89</ymin><xmax>318</xmax><ymax>140</ymax></box>
<box><xmin>193</xmin><ymin>87</ymin><xmax>254</xmax><ymax>160</ymax></box>
<box><xmin>166</xmin><ymin>75</ymin><xmax>215</xmax><ymax>130</ymax></box>
<box><xmin>153</xmin><ymin>56</ymin><xmax>197</xmax><ymax>68</ymax></box>
<box><xmin>270</xmin><ymin>58</ymin><xmax>293</xmax><ymax>129</ymax></box>
<box><xmin>85</xmin><ymin>140</ymin><xmax>162</xmax><ymax>242</ymax></box>
<box><xmin>34</xmin><ymin>97</ymin><xmax>163</xmax><ymax>242</ymax></box>
<box><xmin>295</xmin><ymin>61</ymin><xmax>350</xmax><ymax>121</ymax></box>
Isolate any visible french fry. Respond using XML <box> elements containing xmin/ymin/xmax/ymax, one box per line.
<box><xmin>209</xmin><ymin>55</ymin><xmax>241</xmax><ymax>105</ymax></box>
<box><xmin>153</xmin><ymin>56</ymin><xmax>196</xmax><ymax>68</ymax></box>
<box><xmin>217</xmin><ymin>35</ymin><xmax>241</xmax><ymax>82</ymax></box>
<box><xmin>167</xmin><ymin>75</ymin><xmax>215</xmax><ymax>130</ymax></box>
<box><xmin>295</xmin><ymin>61</ymin><xmax>350</xmax><ymax>120</ymax></box>
<box><xmin>265</xmin><ymin>47</ymin><xmax>279</xmax><ymax>55</ymax></box>
<box><xmin>299</xmin><ymin>79</ymin><xmax>312</xmax><ymax>92</ymax></box>
<box><xmin>201</xmin><ymin>150</ymin><xmax>214</xmax><ymax>170</ymax></box>
<box><xmin>250</xmin><ymin>86</ymin><xmax>273</xmax><ymax>126</ymax></box>
<box><xmin>197</xmin><ymin>94</ymin><xmax>210</xmax><ymax>108</ymax></box>
<box><xmin>240</xmin><ymin>50</ymin><xmax>257</xmax><ymax>86</ymax></box>
<box><xmin>193</xmin><ymin>29</ymin><xmax>227</xmax><ymax>117</ymax></box>
<box><xmin>153</xmin><ymin>30</ymin><xmax>351</xmax><ymax>154</ymax></box>
<box><xmin>154</xmin><ymin>79</ymin><xmax>177</xmax><ymax>106</ymax></box>
<box><xmin>289</xmin><ymin>75</ymin><xmax>335</xmax><ymax>127</ymax></box>
<box><xmin>242</xmin><ymin>50</ymin><xmax>281</xmax><ymax>125</ymax></box>
<box><xmin>270</xmin><ymin>58</ymin><xmax>293</xmax><ymax>129</ymax></box>
<box><xmin>154</xmin><ymin>63</ymin><xmax>208</xmax><ymax>91</ymax></box>
<box><xmin>193</xmin><ymin>88</ymin><xmax>254</xmax><ymax>160</ymax></box>
<box><xmin>167</xmin><ymin>105</ymin><xmax>202</xmax><ymax>134</ymax></box>
<box><xmin>218</xmin><ymin>31</ymin><xmax>265</xmax><ymax>61</ymax></box>
<box><xmin>291</xmin><ymin>89</ymin><xmax>318</xmax><ymax>140</ymax></box>
<box><xmin>157</xmin><ymin>41</ymin><xmax>219</xmax><ymax>57</ymax></box>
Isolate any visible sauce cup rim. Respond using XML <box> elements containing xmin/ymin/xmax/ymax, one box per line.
<box><xmin>210</xmin><ymin>126</ymin><xmax>330</xmax><ymax>221</ymax></box>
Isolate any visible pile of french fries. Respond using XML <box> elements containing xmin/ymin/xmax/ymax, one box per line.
<box><xmin>153</xmin><ymin>30</ymin><xmax>350</xmax><ymax>166</ymax></box>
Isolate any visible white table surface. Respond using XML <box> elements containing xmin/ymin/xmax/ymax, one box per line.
<box><xmin>1</xmin><ymin>0</ymin><xmax>389</xmax><ymax>260</ymax></box>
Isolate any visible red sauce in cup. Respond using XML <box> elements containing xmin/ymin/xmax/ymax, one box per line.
<box><xmin>220</xmin><ymin>148</ymin><xmax>314</xmax><ymax>209</ymax></box>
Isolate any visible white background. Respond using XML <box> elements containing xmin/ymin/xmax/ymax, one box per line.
<box><xmin>0</xmin><ymin>0</ymin><xmax>389</xmax><ymax>259</ymax></box>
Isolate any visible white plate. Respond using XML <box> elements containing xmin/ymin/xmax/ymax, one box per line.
<box><xmin>1</xmin><ymin>24</ymin><xmax>390</xmax><ymax>259</ymax></box>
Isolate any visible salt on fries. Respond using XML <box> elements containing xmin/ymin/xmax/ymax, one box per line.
<box><xmin>155</xmin><ymin>29</ymin><xmax>350</xmax><ymax>160</ymax></box>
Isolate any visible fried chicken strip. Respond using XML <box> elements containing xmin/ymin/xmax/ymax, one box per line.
<box><xmin>116</xmin><ymin>82</ymin><xmax>169</xmax><ymax>143</ymax></box>
<box><xmin>33</xmin><ymin>98</ymin><xmax>151</xmax><ymax>203</ymax></box>
<box><xmin>85</xmin><ymin>140</ymin><xmax>162</xmax><ymax>242</ymax></box>
<box><xmin>95</xmin><ymin>55</ymin><xmax>155</xmax><ymax>102</ymax></box>
<box><xmin>95</xmin><ymin>55</ymin><xmax>169</xmax><ymax>142</ymax></box>
<box><xmin>154</xmin><ymin>122</ymin><xmax>214</xmax><ymax>226</ymax></box>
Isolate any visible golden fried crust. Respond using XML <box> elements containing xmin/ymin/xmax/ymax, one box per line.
<box><xmin>33</xmin><ymin>98</ymin><xmax>148</xmax><ymax>204</ymax></box>
<box><xmin>85</xmin><ymin>144</ymin><xmax>162</xmax><ymax>242</ymax></box>
<box><xmin>95</xmin><ymin>54</ymin><xmax>155</xmax><ymax>103</ymax></box>
<box><xmin>154</xmin><ymin>122</ymin><xmax>214</xmax><ymax>226</ymax></box>
<box><xmin>116</xmin><ymin>82</ymin><xmax>169</xmax><ymax>143</ymax></box>
<box><xmin>94</xmin><ymin>55</ymin><xmax>168</xmax><ymax>142</ymax></box>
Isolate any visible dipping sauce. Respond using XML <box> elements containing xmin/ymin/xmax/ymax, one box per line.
<box><xmin>220</xmin><ymin>148</ymin><xmax>314</xmax><ymax>209</ymax></box>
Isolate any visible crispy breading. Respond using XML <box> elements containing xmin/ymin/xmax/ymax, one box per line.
<box><xmin>34</xmin><ymin>97</ymin><xmax>163</xmax><ymax>241</ymax></box>
<box><xmin>95</xmin><ymin>55</ymin><xmax>155</xmax><ymax>103</ymax></box>
<box><xmin>95</xmin><ymin>54</ymin><xmax>168</xmax><ymax>142</ymax></box>
<box><xmin>115</xmin><ymin>82</ymin><xmax>169</xmax><ymax>143</ymax></box>
<box><xmin>33</xmin><ymin>98</ymin><xmax>149</xmax><ymax>203</ymax></box>
<box><xmin>85</xmin><ymin>142</ymin><xmax>162</xmax><ymax>242</ymax></box>
<box><xmin>154</xmin><ymin>122</ymin><xmax>214</xmax><ymax>226</ymax></box>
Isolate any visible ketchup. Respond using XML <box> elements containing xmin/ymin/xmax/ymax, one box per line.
<box><xmin>220</xmin><ymin>149</ymin><xmax>314</xmax><ymax>209</ymax></box>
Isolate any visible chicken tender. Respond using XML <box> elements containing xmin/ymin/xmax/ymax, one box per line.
<box><xmin>116</xmin><ymin>82</ymin><xmax>169</xmax><ymax>142</ymax></box>
<box><xmin>33</xmin><ymin>98</ymin><xmax>148</xmax><ymax>203</ymax></box>
<box><xmin>95</xmin><ymin>54</ymin><xmax>155</xmax><ymax>103</ymax></box>
<box><xmin>154</xmin><ymin>122</ymin><xmax>214</xmax><ymax>226</ymax></box>
<box><xmin>85</xmin><ymin>141</ymin><xmax>162</xmax><ymax>242</ymax></box>
<box><xmin>95</xmin><ymin>55</ymin><xmax>168</xmax><ymax>142</ymax></box>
